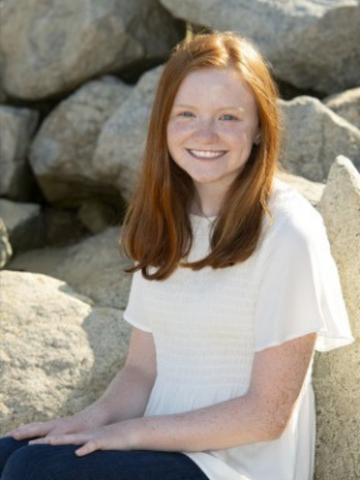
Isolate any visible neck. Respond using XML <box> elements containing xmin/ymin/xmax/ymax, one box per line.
<box><xmin>192</xmin><ymin>185</ymin><xmax>225</xmax><ymax>217</ymax></box>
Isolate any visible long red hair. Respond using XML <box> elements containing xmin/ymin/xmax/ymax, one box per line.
<box><xmin>122</xmin><ymin>31</ymin><xmax>280</xmax><ymax>280</ymax></box>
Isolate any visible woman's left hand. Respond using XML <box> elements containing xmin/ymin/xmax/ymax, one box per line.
<box><xmin>28</xmin><ymin>420</ymin><xmax>140</xmax><ymax>456</ymax></box>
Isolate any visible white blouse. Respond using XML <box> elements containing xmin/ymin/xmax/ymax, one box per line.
<box><xmin>123</xmin><ymin>179</ymin><xmax>354</xmax><ymax>480</ymax></box>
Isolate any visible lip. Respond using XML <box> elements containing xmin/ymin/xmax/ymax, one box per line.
<box><xmin>187</xmin><ymin>149</ymin><xmax>227</xmax><ymax>160</ymax></box>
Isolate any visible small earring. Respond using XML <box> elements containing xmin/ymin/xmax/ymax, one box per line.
<box><xmin>254</xmin><ymin>134</ymin><xmax>261</xmax><ymax>145</ymax></box>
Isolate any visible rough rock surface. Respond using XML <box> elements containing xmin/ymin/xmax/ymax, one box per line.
<box><xmin>279</xmin><ymin>96</ymin><xmax>360</xmax><ymax>182</ymax></box>
<box><xmin>0</xmin><ymin>218</ymin><xmax>12</xmax><ymax>269</ymax></box>
<box><xmin>7</xmin><ymin>246</ymin><xmax>69</xmax><ymax>277</ymax></box>
<box><xmin>93</xmin><ymin>66</ymin><xmax>164</xmax><ymax>201</ymax></box>
<box><xmin>160</xmin><ymin>0</ymin><xmax>360</xmax><ymax>94</ymax></box>
<box><xmin>314</xmin><ymin>156</ymin><xmax>360</xmax><ymax>480</ymax></box>
<box><xmin>0</xmin><ymin>270</ymin><xmax>131</xmax><ymax>435</ymax></box>
<box><xmin>0</xmin><ymin>62</ymin><xmax>7</xmax><ymax>103</ymax></box>
<box><xmin>29</xmin><ymin>76</ymin><xmax>131</xmax><ymax>207</ymax></box>
<box><xmin>277</xmin><ymin>171</ymin><xmax>324</xmax><ymax>207</ymax></box>
<box><xmin>324</xmin><ymin>87</ymin><xmax>360</xmax><ymax>130</ymax></box>
<box><xmin>0</xmin><ymin>0</ymin><xmax>182</xmax><ymax>100</ymax></box>
<box><xmin>54</xmin><ymin>227</ymin><xmax>132</xmax><ymax>310</ymax></box>
<box><xmin>0</xmin><ymin>106</ymin><xmax>39</xmax><ymax>200</ymax></box>
<box><xmin>0</xmin><ymin>199</ymin><xmax>45</xmax><ymax>254</ymax></box>
<box><xmin>77</xmin><ymin>199</ymin><xmax>123</xmax><ymax>234</ymax></box>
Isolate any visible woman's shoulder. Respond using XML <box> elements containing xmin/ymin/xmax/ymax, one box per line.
<box><xmin>263</xmin><ymin>177</ymin><xmax>327</xmax><ymax>250</ymax></box>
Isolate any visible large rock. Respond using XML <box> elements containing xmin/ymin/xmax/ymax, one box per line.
<box><xmin>0</xmin><ymin>0</ymin><xmax>182</xmax><ymax>100</ymax></box>
<box><xmin>7</xmin><ymin>246</ymin><xmax>69</xmax><ymax>278</ymax></box>
<box><xmin>6</xmin><ymin>228</ymin><xmax>133</xmax><ymax>310</ymax></box>
<box><xmin>54</xmin><ymin>227</ymin><xmax>133</xmax><ymax>310</ymax></box>
<box><xmin>277</xmin><ymin>171</ymin><xmax>325</xmax><ymax>207</ymax></box>
<box><xmin>0</xmin><ymin>59</ymin><xmax>7</xmax><ymax>103</ymax></box>
<box><xmin>0</xmin><ymin>199</ymin><xmax>45</xmax><ymax>254</ymax></box>
<box><xmin>0</xmin><ymin>270</ymin><xmax>131</xmax><ymax>435</ymax></box>
<box><xmin>0</xmin><ymin>218</ymin><xmax>12</xmax><ymax>269</ymax></box>
<box><xmin>93</xmin><ymin>66</ymin><xmax>164</xmax><ymax>201</ymax></box>
<box><xmin>324</xmin><ymin>87</ymin><xmax>360</xmax><ymax>130</ymax></box>
<box><xmin>29</xmin><ymin>76</ymin><xmax>131</xmax><ymax>207</ymax></box>
<box><xmin>0</xmin><ymin>106</ymin><xmax>39</xmax><ymax>201</ymax></box>
<box><xmin>279</xmin><ymin>96</ymin><xmax>360</xmax><ymax>182</ymax></box>
<box><xmin>314</xmin><ymin>156</ymin><xmax>360</xmax><ymax>480</ymax></box>
<box><xmin>160</xmin><ymin>0</ymin><xmax>360</xmax><ymax>95</ymax></box>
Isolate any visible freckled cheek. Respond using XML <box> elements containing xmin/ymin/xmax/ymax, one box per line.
<box><xmin>226</xmin><ymin>128</ymin><xmax>254</xmax><ymax>147</ymax></box>
<box><xmin>167</xmin><ymin>123</ymin><xmax>193</xmax><ymax>148</ymax></box>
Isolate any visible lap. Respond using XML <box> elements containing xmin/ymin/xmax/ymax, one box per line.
<box><xmin>0</xmin><ymin>436</ymin><xmax>209</xmax><ymax>480</ymax></box>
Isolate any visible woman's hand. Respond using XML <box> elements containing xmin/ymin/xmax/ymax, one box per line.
<box><xmin>27</xmin><ymin>420</ymin><xmax>139</xmax><ymax>457</ymax></box>
<box><xmin>5</xmin><ymin>404</ymin><xmax>109</xmax><ymax>441</ymax></box>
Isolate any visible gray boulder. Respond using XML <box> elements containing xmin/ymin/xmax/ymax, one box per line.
<box><xmin>0</xmin><ymin>218</ymin><xmax>12</xmax><ymax>269</ymax></box>
<box><xmin>0</xmin><ymin>0</ymin><xmax>182</xmax><ymax>100</ymax></box>
<box><xmin>314</xmin><ymin>156</ymin><xmax>360</xmax><ymax>480</ymax></box>
<box><xmin>77</xmin><ymin>199</ymin><xmax>123</xmax><ymax>234</ymax></box>
<box><xmin>279</xmin><ymin>96</ymin><xmax>360</xmax><ymax>182</ymax></box>
<box><xmin>0</xmin><ymin>59</ymin><xmax>7</xmax><ymax>103</ymax></box>
<box><xmin>6</xmin><ymin>227</ymin><xmax>132</xmax><ymax>310</ymax></box>
<box><xmin>0</xmin><ymin>106</ymin><xmax>39</xmax><ymax>200</ymax></box>
<box><xmin>160</xmin><ymin>0</ymin><xmax>360</xmax><ymax>95</ymax></box>
<box><xmin>29</xmin><ymin>76</ymin><xmax>131</xmax><ymax>207</ymax></box>
<box><xmin>0</xmin><ymin>270</ymin><xmax>131</xmax><ymax>435</ymax></box>
<box><xmin>93</xmin><ymin>66</ymin><xmax>164</xmax><ymax>201</ymax></box>
<box><xmin>54</xmin><ymin>227</ymin><xmax>133</xmax><ymax>310</ymax></box>
<box><xmin>324</xmin><ymin>87</ymin><xmax>360</xmax><ymax>130</ymax></box>
<box><xmin>0</xmin><ymin>199</ymin><xmax>45</xmax><ymax>254</ymax></box>
<box><xmin>7</xmin><ymin>246</ymin><xmax>69</xmax><ymax>278</ymax></box>
<box><xmin>277</xmin><ymin>172</ymin><xmax>325</xmax><ymax>207</ymax></box>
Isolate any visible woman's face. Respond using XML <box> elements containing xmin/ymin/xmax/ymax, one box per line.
<box><xmin>167</xmin><ymin>67</ymin><xmax>260</xmax><ymax>194</ymax></box>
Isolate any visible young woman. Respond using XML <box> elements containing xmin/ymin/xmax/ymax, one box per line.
<box><xmin>0</xmin><ymin>31</ymin><xmax>353</xmax><ymax>480</ymax></box>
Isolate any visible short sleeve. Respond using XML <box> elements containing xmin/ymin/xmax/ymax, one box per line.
<box><xmin>254</xmin><ymin>213</ymin><xmax>354</xmax><ymax>352</ymax></box>
<box><xmin>123</xmin><ymin>270</ymin><xmax>152</xmax><ymax>332</ymax></box>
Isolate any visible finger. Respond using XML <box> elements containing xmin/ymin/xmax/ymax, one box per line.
<box><xmin>75</xmin><ymin>440</ymin><xmax>100</xmax><ymax>457</ymax></box>
<box><xmin>9</xmin><ymin>422</ymin><xmax>53</xmax><ymax>440</ymax></box>
<box><xmin>29</xmin><ymin>433</ymin><xmax>87</xmax><ymax>447</ymax></box>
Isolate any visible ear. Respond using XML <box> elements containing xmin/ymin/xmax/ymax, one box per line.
<box><xmin>254</xmin><ymin>132</ymin><xmax>261</xmax><ymax>145</ymax></box>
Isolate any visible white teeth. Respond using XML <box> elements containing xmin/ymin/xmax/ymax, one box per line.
<box><xmin>189</xmin><ymin>149</ymin><xmax>225</xmax><ymax>158</ymax></box>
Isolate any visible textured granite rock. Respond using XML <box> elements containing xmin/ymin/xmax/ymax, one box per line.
<box><xmin>0</xmin><ymin>106</ymin><xmax>39</xmax><ymax>201</ymax></box>
<box><xmin>160</xmin><ymin>0</ymin><xmax>360</xmax><ymax>94</ymax></box>
<box><xmin>0</xmin><ymin>199</ymin><xmax>45</xmax><ymax>253</ymax></box>
<box><xmin>314</xmin><ymin>156</ymin><xmax>360</xmax><ymax>480</ymax></box>
<box><xmin>324</xmin><ymin>87</ymin><xmax>360</xmax><ymax>130</ymax></box>
<box><xmin>0</xmin><ymin>0</ymin><xmax>182</xmax><ymax>100</ymax></box>
<box><xmin>279</xmin><ymin>97</ymin><xmax>360</xmax><ymax>182</ymax></box>
<box><xmin>0</xmin><ymin>218</ymin><xmax>12</xmax><ymax>269</ymax></box>
<box><xmin>0</xmin><ymin>270</ymin><xmax>131</xmax><ymax>436</ymax></box>
<box><xmin>29</xmin><ymin>76</ymin><xmax>131</xmax><ymax>207</ymax></box>
<box><xmin>54</xmin><ymin>227</ymin><xmax>133</xmax><ymax>310</ymax></box>
<box><xmin>93</xmin><ymin>66</ymin><xmax>164</xmax><ymax>201</ymax></box>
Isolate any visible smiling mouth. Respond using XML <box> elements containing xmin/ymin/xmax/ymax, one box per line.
<box><xmin>187</xmin><ymin>149</ymin><xmax>227</xmax><ymax>159</ymax></box>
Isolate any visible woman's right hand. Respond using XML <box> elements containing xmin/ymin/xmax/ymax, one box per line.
<box><xmin>5</xmin><ymin>404</ymin><xmax>109</xmax><ymax>441</ymax></box>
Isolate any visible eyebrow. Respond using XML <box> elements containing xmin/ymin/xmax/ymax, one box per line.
<box><xmin>172</xmin><ymin>104</ymin><xmax>246</xmax><ymax>113</ymax></box>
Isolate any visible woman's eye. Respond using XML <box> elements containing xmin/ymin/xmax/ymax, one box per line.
<box><xmin>220</xmin><ymin>114</ymin><xmax>238</xmax><ymax>121</ymax></box>
<box><xmin>179</xmin><ymin>111</ymin><xmax>195</xmax><ymax>118</ymax></box>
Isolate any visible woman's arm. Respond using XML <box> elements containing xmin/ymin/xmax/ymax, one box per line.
<box><xmin>29</xmin><ymin>332</ymin><xmax>316</xmax><ymax>455</ymax></box>
<box><xmin>131</xmin><ymin>332</ymin><xmax>316</xmax><ymax>451</ymax></box>
<box><xmin>92</xmin><ymin>327</ymin><xmax>157</xmax><ymax>424</ymax></box>
<box><xmin>7</xmin><ymin>328</ymin><xmax>156</xmax><ymax>440</ymax></box>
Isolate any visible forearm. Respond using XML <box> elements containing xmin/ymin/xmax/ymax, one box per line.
<box><xmin>92</xmin><ymin>365</ymin><xmax>155</xmax><ymax>425</ymax></box>
<box><xmin>131</xmin><ymin>392</ymin><xmax>283</xmax><ymax>452</ymax></box>
<box><xmin>129</xmin><ymin>334</ymin><xmax>315</xmax><ymax>453</ymax></box>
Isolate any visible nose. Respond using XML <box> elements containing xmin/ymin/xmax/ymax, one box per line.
<box><xmin>193</xmin><ymin>118</ymin><xmax>219</xmax><ymax>143</ymax></box>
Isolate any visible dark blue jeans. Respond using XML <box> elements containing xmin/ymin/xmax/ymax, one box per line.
<box><xmin>0</xmin><ymin>436</ymin><xmax>209</xmax><ymax>480</ymax></box>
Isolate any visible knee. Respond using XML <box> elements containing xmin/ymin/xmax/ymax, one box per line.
<box><xmin>2</xmin><ymin>444</ymin><xmax>41</xmax><ymax>480</ymax></box>
<box><xmin>2</xmin><ymin>444</ymin><xmax>76</xmax><ymax>480</ymax></box>
<box><xmin>0</xmin><ymin>436</ymin><xmax>29</xmax><ymax>474</ymax></box>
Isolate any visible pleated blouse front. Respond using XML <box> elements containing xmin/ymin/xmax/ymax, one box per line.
<box><xmin>123</xmin><ymin>179</ymin><xmax>354</xmax><ymax>480</ymax></box>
